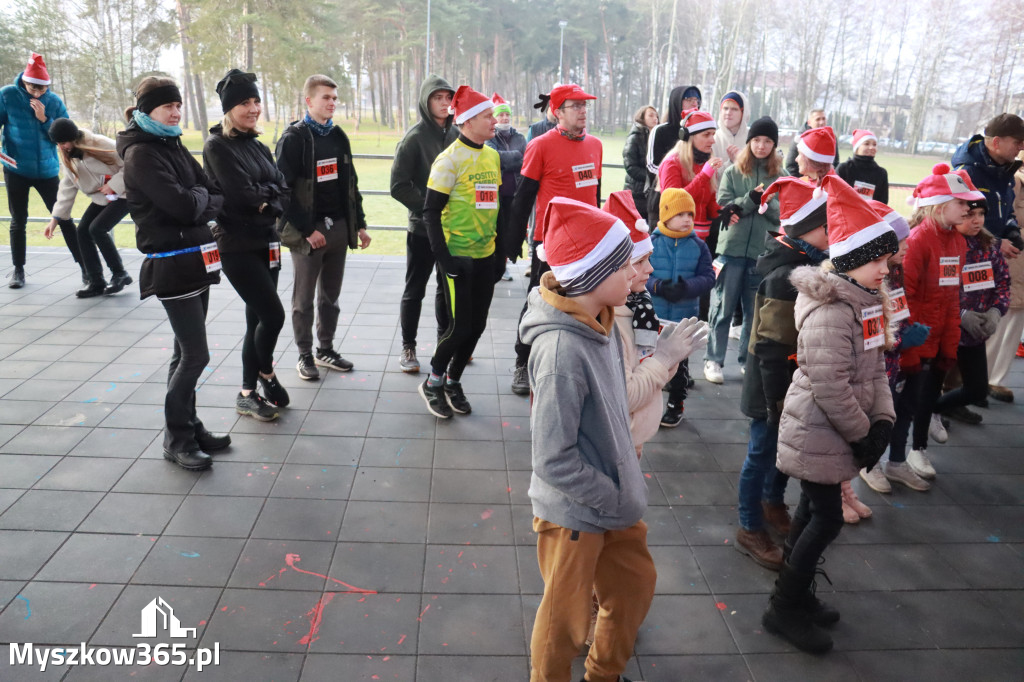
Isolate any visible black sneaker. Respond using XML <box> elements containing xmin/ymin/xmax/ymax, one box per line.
<box><xmin>8</xmin><ymin>267</ymin><xmax>25</xmax><ymax>289</ymax></box>
<box><xmin>444</xmin><ymin>381</ymin><xmax>472</xmax><ymax>415</ymax></box>
<box><xmin>419</xmin><ymin>379</ymin><xmax>453</xmax><ymax>419</ymax></box>
<box><xmin>316</xmin><ymin>347</ymin><xmax>354</xmax><ymax>372</ymax></box>
<box><xmin>104</xmin><ymin>272</ymin><xmax>133</xmax><ymax>295</ymax></box>
<box><xmin>944</xmin><ymin>405</ymin><xmax>982</xmax><ymax>425</ymax></box>
<box><xmin>258</xmin><ymin>373</ymin><xmax>290</xmax><ymax>407</ymax></box>
<box><xmin>511</xmin><ymin>364</ymin><xmax>530</xmax><ymax>395</ymax></box>
<box><xmin>297</xmin><ymin>353</ymin><xmax>320</xmax><ymax>381</ymax></box>
<box><xmin>236</xmin><ymin>391</ymin><xmax>279</xmax><ymax>421</ymax></box>
<box><xmin>660</xmin><ymin>401</ymin><xmax>684</xmax><ymax>428</ymax></box>
<box><xmin>76</xmin><ymin>281</ymin><xmax>106</xmax><ymax>298</ymax></box>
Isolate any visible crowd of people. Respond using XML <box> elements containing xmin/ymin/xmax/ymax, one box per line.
<box><xmin>3</xmin><ymin>49</ymin><xmax>1024</xmax><ymax>681</ymax></box>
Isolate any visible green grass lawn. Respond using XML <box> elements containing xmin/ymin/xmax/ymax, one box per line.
<box><xmin>1</xmin><ymin>120</ymin><xmax>945</xmax><ymax>257</ymax></box>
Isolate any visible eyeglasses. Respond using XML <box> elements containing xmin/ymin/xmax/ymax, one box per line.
<box><xmin>25</xmin><ymin>83</ymin><xmax>48</xmax><ymax>94</ymax></box>
<box><xmin>560</xmin><ymin>102</ymin><xmax>589</xmax><ymax>111</ymax></box>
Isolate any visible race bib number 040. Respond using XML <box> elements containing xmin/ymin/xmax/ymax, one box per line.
<box><xmin>572</xmin><ymin>162</ymin><xmax>598</xmax><ymax>189</ymax></box>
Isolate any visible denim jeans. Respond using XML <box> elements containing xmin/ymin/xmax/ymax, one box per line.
<box><xmin>705</xmin><ymin>255</ymin><xmax>759</xmax><ymax>367</ymax></box>
<box><xmin>737</xmin><ymin>418</ymin><xmax>790</xmax><ymax>531</ymax></box>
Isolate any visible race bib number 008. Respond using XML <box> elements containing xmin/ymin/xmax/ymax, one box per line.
<box><xmin>961</xmin><ymin>261</ymin><xmax>994</xmax><ymax>291</ymax></box>
<box><xmin>572</xmin><ymin>162</ymin><xmax>598</xmax><ymax>189</ymax></box>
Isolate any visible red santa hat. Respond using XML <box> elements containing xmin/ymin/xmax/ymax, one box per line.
<box><xmin>22</xmin><ymin>52</ymin><xmax>51</xmax><ymax>86</ymax></box>
<box><xmin>448</xmin><ymin>85</ymin><xmax>493</xmax><ymax>125</ymax></box>
<box><xmin>538</xmin><ymin>197</ymin><xmax>633</xmax><ymax>296</ymax></box>
<box><xmin>758</xmin><ymin>176</ymin><xmax>828</xmax><ymax>238</ymax></box>
<box><xmin>822</xmin><ymin>175</ymin><xmax>898</xmax><ymax>273</ymax></box>
<box><xmin>911</xmin><ymin>162</ymin><xmax>984</xmax><ymax>208</ymax></box>
<box><xmin>851</xmin><ymin>129</ymin><xmax>877</xmax><ymax>155</ymax></box>
<box><xmin>491</xmin><ymin>92</ymin><xmax>511</xmax><ymax>116</ymax></box>
<box><xmin>602</xmin><ymin>191</ymin><xmax>652</xmax><ymax>262</ymax></box>
<box><xmin>548</xmin><ymin>83</ymin><xmax>596</xmax><ymax>113</ymax></box>
<box><xmin>680</xmin><ymin>108</ymin><xmax>716</xmax><ymax>136</ymax></box>
<box><xmin>797</xmin><ymin>126</ymin><xmax>837</xmax><ymax>163</ymax></box>
<box><xmin>867</xmin><ymin>199</ymin><xmax>910</xmax><ymax>242</ymax></box>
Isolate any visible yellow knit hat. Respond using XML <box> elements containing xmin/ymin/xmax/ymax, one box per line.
<box><xmin>658</xmin><ymin>188</ymin><xmax>695</xmax><ymax>231</ymax></box>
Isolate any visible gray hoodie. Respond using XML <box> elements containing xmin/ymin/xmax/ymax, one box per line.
<box><xmin>519</xmin><ymin>274</ymin><xmax>648</xmax><ymax>533</ymax></box>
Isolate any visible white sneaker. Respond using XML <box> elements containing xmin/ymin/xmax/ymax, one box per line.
<box><xmin>728</xmin><ymin>324</ymin><xmax>742</xmax><ymax>340</ymax></box>
<box><xmin>884</xmin><ymin>461</ymin><xmax>931</xmax><ymax>491</ymax></box>
<box><xmin>860</xmin><ymin>466</ymin><xmax>891</xmax><ymax>494</ymax></box>
<box><xmin>928</xmin><ymin>414</ymin><xmax>948</xmax><ymax>444</ymax></box>
<box><xmin>907</xmin><ymin>448</ymin><xmax>936</xmax><ymax>479</ymax></box>
<box><xmin>704</xmin><ymin>360</ymin><xmax>724</xmax><ymax>384</ymax></box>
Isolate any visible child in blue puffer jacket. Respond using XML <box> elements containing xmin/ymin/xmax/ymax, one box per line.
<box><xmin>647</xmin><ymin>187</ymin><xmax>715</xmax><ymax>427</ymax></box>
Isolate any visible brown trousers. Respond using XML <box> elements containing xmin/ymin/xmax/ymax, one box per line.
<box><xmin>529</xmin><ymin>518</ymin><xmax>657</xmax><ymax>682</ymax></box>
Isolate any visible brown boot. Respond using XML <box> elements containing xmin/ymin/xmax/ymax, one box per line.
<box><xmin>762</xmin><ymin>501</ymin><xmax>792</xmax><ymax>536</ymax></box>
<box><xmin>841</xmin><ymin>479</ymin><xmax>872</xmax><ymax>519</ymax></box>
<box><xmin>735</xmin><ymin>528</ymin><xmax>783</xmax><ymax>570</ymax></box>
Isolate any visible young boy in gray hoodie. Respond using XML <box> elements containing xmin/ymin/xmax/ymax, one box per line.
<box><xmin>520</xmin><ymin>196</ymin><xmax>706</xmax><ymax>682</ymax></box>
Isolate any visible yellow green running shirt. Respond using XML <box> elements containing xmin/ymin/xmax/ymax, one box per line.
<box><xmin>426</xmin><ymin>138</ymin><xmax>501</xmax><ymax>258</ymax></box>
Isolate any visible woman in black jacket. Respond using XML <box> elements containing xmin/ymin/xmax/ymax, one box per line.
<box><xmin>203</xmin><ymin>69</ymin><xmax>289</xmax><ymax>422</ymax></box>
<box><xmin>117</xmin><ymin>76</ymin><xmax>228</xmax><ymax>471</ymax></box>
<box><xmin>623</xmin><ymin>104</ymin><xmax>658</xmax><ymax>213</ymax></box>
<box><xmin>836</xmin><ymin>129</ymin><xmax>889</xmax><ymax>204</ymax></box>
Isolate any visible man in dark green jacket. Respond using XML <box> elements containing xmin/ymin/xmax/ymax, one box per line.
<box><xmin>391</xmin><ymin>75</ymin><xmax>458</xmax><ymax>373</ymax></box>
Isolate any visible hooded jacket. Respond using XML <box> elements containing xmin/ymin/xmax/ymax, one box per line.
<box><xmin>0</xmin><ymin>73</ymin><xmax>69</xmax><ymax>179</ymax></box>
<box><xmin>519</xmin><ymin>272</ymin><xmax>648</xmax><ymax>533</ymax></box>
<box><xmin>390</xmin><ymin>75</ymin><xmax>458</xmax><ymax>236</ymax></box>
<box><xmin>51</xmin><ymin>131</ymin><xmax>125</xmax><ymax>220</ymax></box>
<box><xmin>716</xmin><ymin>155</ymin><xmax>782</xmax><ymax>260</ymax></box>
<box><xmin>485</xmin><ymin>125</ymin><xmax>526</xmax><ymax>198</ymax></box>
<box><xmin>776</xmin><ymin>266</ymin><xmax>895</xmax><ymax>484</ymax></box>
<box><xmin>203</xmin><ymin>123</ymin><xmax>287</xmax><ymax>254</ymax></box>
<box><xmin>116</xmin><ymin>122</ymin><xmax>223</xmax><ymax>299</ymax></box>
<box><xmin>836</xmin><ymin>154</ymin><xmax>889</xmax><ymax>205</ymax></box>
<box><xmin>646</xmin><ymin>85</ymin><xmax>702</xmax><ymax>175</ymax></box>
<box><xmin>710</xmin><ymin>90</ymin><xmax>749</xmax><ymax>177</ymax></box>
<box><xmin>785</xmin><ymin>123</ymin><xmax>841</xmax><ymax>177</ymax></box>
<box><xmin>952</xmin><ymin>135</ymin><xmax>1023</xmax><ymax>243</ymax></box>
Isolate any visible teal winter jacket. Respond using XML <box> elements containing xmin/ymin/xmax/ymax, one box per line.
<box><xmin>0</xmin><ymin>73</ymin><xmax>68</xmax><ymax>179</ymax></box>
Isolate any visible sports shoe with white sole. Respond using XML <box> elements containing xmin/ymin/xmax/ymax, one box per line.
<box><xmin>703</xmin><ymin>360</ymin><xmax>724</xmax><ymax>384</ymax></box>
<box><xmin>907</xmin><ymin>448</ymin><xmax>936</xmax><ymax>479</ymax></box>
<box><xmin>884</xmin><ymin>461</ymin><xmax>931</xmax><ymax>491</ymax></box>
<box><xmin>859</xmin><ymin>466</ymin><xmax>891</xmax><ymax>494</ymax></box>
<box><xmin>928</xmin><ymin>414</ymin><xmax>947</xmax><ymax>444</ymax></box>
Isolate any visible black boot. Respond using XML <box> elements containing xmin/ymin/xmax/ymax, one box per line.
<box><xmin>76</xmin><ymin>280</ymin><xmax>106</xmax><ymax>298</ymax></box>
<box><xmin>163</xmin><ymin>448</ymin><xmax>212</xmax><ymax>471</ymax></box>
<box><xmin>762</xmin><ymin>562</ymin><xmax>833</xmax><ymax>653</ymax></box>
<box><xmin>8</xmin><ymin>266</ymin><xmax>25</xmax><ymax>289</ymax></box>
<box><xmin>782</xmin><ymin>541</ymin><xmax>840</xmax><ymax>627</ymax></box>
<box><xmin>195</xmin><ymin>427</ymin><xmax>231</xmax><ymax>453</ymax></box>
<box><xmin>104</xmin><ymin>272</ymin><xmax>133</xmax><ymax>295</ymax></box>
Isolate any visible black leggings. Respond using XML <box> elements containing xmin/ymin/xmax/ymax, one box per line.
<box><xmin>666</xmin><ymin>358</ymin><xmax>691</xmax><ymax>403</ymax></box>
<box><xmin>221</xmin><ymin>249</ymin><xmax>285</xmax><ymax>390</ymax></box>
<box><xmin>890</xmin><ymin>359</ymin><xmax>947</xmax><ymax>460</ymax></box>
<box><xmin>934</xmin><ymin>344</ymin><xmax>988</xmax><ymax>414</ymax></box>
<box><xmin>77</xmin><ymin>199</ymin><xmax>129</xmax><ymax>280</ymax></box>
<box><xmin>5</xmin><ymin>168</ymin><xmax>80</xmax><ymax>267</ymax></box>
<box><xmin>514</xmin><ymin>249</ymin><xmax>552</xmax><ymax>366</ymax></box>
<box><xmin>786</xmin><ymin>480</ymin><xmax>844</xmax><ymax>574</ymax></box>
<box><xmin>431</xmin><ymin>254</ymin><xmax>496</xmax><ymax>380</ymax></box>
<box><xmin>161</xmin><ymin>289</ymin><xmax>210</xmax><ymax>454</ymax></box>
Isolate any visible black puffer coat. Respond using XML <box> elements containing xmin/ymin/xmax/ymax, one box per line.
<box><xmin>836</xmin><ymin>155</ymin><xmax>889</xmax><ymax>205</ymax></box>
<box><xmin>622</xmin><ymin>121</ymin><xmax>650</xmax><ymax>209</ymax></box>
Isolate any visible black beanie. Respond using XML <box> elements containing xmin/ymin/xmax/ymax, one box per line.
<box><xmin>216</xmin><ymin>69</ymin><xmax>260</xmax><ymax>113</ymax></box>
<box><xmin>747</xmin><ymin>116</ymin><xmax>778</xmax><ymax>146</ymax></box>
<box><xmin>48</xmin><ymin>117</ymin><xmax>80</xmax><ymax>144</ymax></box>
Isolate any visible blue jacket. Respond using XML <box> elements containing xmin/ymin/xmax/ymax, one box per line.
<box><xmin>952</xmin><ymin>135</ymin><xmax>1022</xmax><ymax>243</ymax></box>
<box><xmin>0</xmin><ymin>73</ymin><xmax>68</xmax><ymax>179</ymax></box>
<box><xmin>646</xmin><ymin>228</ymin><xmax>715</xmax><ymax>320</ymax></box>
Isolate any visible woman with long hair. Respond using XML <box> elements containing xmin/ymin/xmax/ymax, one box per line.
<box><xmin>623</xmin><ymin>104</ymin><xmax>658</xmax><ymax>214</ymax></box>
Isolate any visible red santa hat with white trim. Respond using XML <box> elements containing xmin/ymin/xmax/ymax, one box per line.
<box><xmin>797</xmin><ymin>126</ymin><xmax>836</xmax><ymax>164</ymax></box>
<box><xmin>601</xmin><ymin>190</ymin><xmax>652</xmax><ymax>262</ymax></box>
<box><xmin>911</xmin><ymin>162</ymin><xmax>984</xmax><ymax>208</ymax></box>
<box><xmin>22</xmin><ymin>52</ymin><xmax>51</xmax><ymax>86</ymax></box>
<box><xmin>758</xmin><ymin>176</ymin><xmax>828</xmax><ymax>238</ymax></box>
<box><xmin>680</xmin><ymin>108</ymin><xmax>716</xmax><ymax>138</ymax></box>
<box><xmin>851</xmin><ymin>129</ymin><xmax>877</xmax><ymax>155</ymax></box>
<box><xmin>821</xmin><ymin>175</ymin><xmax>898</xmax><ymax>273</ymax></box>
<box><xmin>538</xmin><ymin>197</ymin><xmax>633</xmax><ymax>297</ymax></box>
<box><xmin>867</xmin><ymin>199</ymin><xmax>910</xmax><ymax>242</ymax></box>
<box><xmin>448</xmin><ymin>85</ymin><xmax>493</xmax><ymax>125</ymax></box>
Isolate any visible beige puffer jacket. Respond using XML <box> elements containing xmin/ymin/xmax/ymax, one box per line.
<box><xmin>613</xmin><ymin>306</ymin><xmax>675</xmax><ymax>451</ymax></box>
<box><xmin>1011</xmin><ymin>168</ymin><xmax>1024</xmax><ymax>310</ymax></box>
<box><xmin>776</xmin><ymin>265</ymin><xmax>896</xmax><ymax>484</ymax></box>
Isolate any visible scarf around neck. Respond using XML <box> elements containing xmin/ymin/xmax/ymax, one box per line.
<box><xmin>789</xmin><ymin>236</ymin><xmax>829</xmax><ymax>264</ymax></box>
<box><xmin>557</xmin><ymin>125</ymin><xmax>586</xmax><ymax>142</ymax></box>
<box><xmin>626</xmin><ymin>290</ymin><xmax>660</xmax><ymax>354</ymax></box>
<box><xmin>304</xmin><ymin>112</ymin><xmax>334</xmax><ymax>137</ymax></box>
<box><xmin>132</xmin><ymin>110</ymin><xmax>182</xmax><ymax>138</ymax></box>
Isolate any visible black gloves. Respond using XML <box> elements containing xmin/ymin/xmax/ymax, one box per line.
<box><xmin>439</xmin><ymin>254</ymin><xmax>472</xmax><ymax>278</ymax></box>
<box><xmin>717</xmin><ymin>203</ymin><xmax>740</xmax><ymax>229</ymax></box>
<box><xmin>659</xmin><ymin>279</ymin><xmax>688</xmax><ymax>303</ymax></box>
<box><xmin>850</xmin><ymin>420</ymin><xmax>893</xmax><ymax>472</ymax></box>
<box><xmin>766</xmin><ymin>399</ymin><xmax>784</xmax><ymax>427</ymax></box>
<box><xmin>748</xmin><ymin>187</ymin><xmax>764</xmax><ymax>204</ymax></box>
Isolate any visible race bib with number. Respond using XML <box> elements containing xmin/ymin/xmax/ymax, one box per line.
<box><xmin>853</xmin><ymin>181</ymin><xmax>875</xmax><ymax>198</ymax></box>
<box><xmin>474</xmin><ymin>183</ymin><xmax>498</xmax><ymax>209</ymax></box>
<box><xmin>572</xmin><ymin>162</ymin><xmax>598</xmax><ymax>188</ymax></box>
<box><xmin>316</xmin><ymin>158</ymin><xmax>338</xmax><ymax>182</ymax></box>
<box><xmin>862</xmin><ymin>304</ymin><xmax>885</xmax><ymax>350</ymax></box>
<box><xmin>938</xmin><ymin>256</ymin><xmax>960</xmax><ymax>286</ymax></box>
<box><xmin>888</xmin><ymin>287</ymin><xmax>910</xmax><ymax>322</ymax></box>
<box><xmin>961</xmin><ymin>261</ymin><xmax>994</xmax><ymax>291</ymax></box>
<box><xmin>711</xmin><ymin>257</ymin><xmax>725</xmax><ymax>279</ymax></box>
<box><xmin>269</xmin><ymin>241</ymin><xmax>281</xmax><ymax>269</ymax></box>
<box><xmin>0</xmin><ymin>150</ymin><xmax>17</xmax><ymax>168</ymax></box>
<box><xmin>200</xmin><ymin>242</ymin><xmax>222</xmax><ymax>273</ymax></box>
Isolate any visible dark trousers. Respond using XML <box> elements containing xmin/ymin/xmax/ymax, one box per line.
<box><xmin>786</xmin><ymin>480</ymin><xmax>844</xmax><ymax>575</ymax></box>
<box><xmin>889</xmin><ymin>359</ymin><xmax>947</xmax><ymax>461</ymax></box>
<box><xmin>400</xmin><ymin>231</ymin><xmax>448</xmax><ymax>347</ymax></box>
<box><xmin>431</xmin><ymin>254</ymin><xmax>496</xmax><ymax>380</ymax></box>
<box><xmin>290</xmin><ymin>236</ymin><xmax>347</xmax><ymax>355</ymax></box>
<box><xmin>666</xmin><ymin>358</ymin><xmax>691</xmax><ymax>403</ymax></box>
<box><xmin>514</xmin><ymin>249</ymin><xmax>552</xmax><ymax>367</ymax></box>
<box><xmin>76</xmin><ymin>199</ymin><xmax>129</xmax><ymax>281</ymax></box>
<box><xmin>161</xmin><ymin>289</ymin><xmax>210</xmax><ymax>454</ymax></box>
<box><xmin>221</xmin><ymin>249</ymin><xmax>285</xmax><ymax>390</ymax></box>
<box><xmin>5</xmin><ymin>168</ymin><xmax>80</xmax><ymax>267</ymax></box>
<box><xmin>935</xmin><ymin>344</ymin><xmax>988</xmax><ymax>414</ymax></box>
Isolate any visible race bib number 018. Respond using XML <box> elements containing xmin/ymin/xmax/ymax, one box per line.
<box><xmin>888</xmin><ymin>287</ymin><xmax>910</xmax><ymax>322</ymax></box>
<box><xmin>939</xmin><ymin>256</ymin><xmax>960</xmax><ymax>286</ymax></box>
<box><xmin>961</xmin><ymin>261</ymin><xmax>994</xmax><ymax>291</ymax></box>
<box><xmin>474</xmin><ymin>183</ymin><xmax>498</xmax><ymax>209</ymax></box>
<box><xmin>200</xmin><ymin>242</ymin><xmax>222</xmax><ymax>273</ymax></box>
<box><xmin>572</xmin><ymin>162</ymin><xmax>598</xmax><ymax>189</ymax></box>
<box><xmin>862</xmin><ymin>304</ymin><xmax>885</xmax><ymax>351</ymax></box>
<box><xmin>316</xmin><ymin>158</ymin><xmax>338</xmax><ymax>182</ymax></box>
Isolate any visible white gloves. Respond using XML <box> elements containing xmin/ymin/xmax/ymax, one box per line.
<box><xmin>651</xmin><ymin>317</ymin><xmax>709</xmax><ymax>368</ymax></box>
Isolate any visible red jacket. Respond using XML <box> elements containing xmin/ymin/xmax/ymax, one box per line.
<box><xmin>900</xmin><ymin>217</ymin><xmax>966</xmax><ymax>369</ymax></box>
<box><xmin>657</xmin><ymin>156</ymin><xmax>719</xmax><ymax>240</ymax></box>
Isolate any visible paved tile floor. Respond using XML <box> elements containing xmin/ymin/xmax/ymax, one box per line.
<box><xmin>0</xmin><ymin>248</ymin><xmax>1021</xmax><ymax>681</ymax></box>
